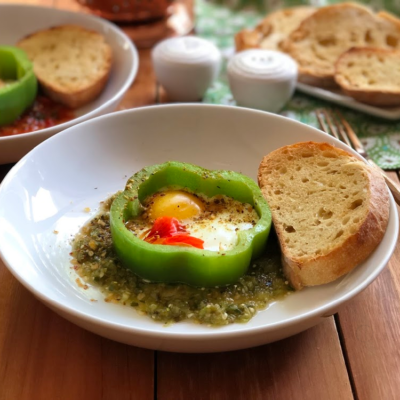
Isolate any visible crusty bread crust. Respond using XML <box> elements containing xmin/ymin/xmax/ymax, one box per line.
<box><xmin>284</xmin><ymin>3</ymin><xmax>400</xmax><ymax>87</ymax></box>
<box><xmin>18</xmin><ymin>25</ymin><xmax>112</xmax><ymax>109</ymax></box>
<box><xmin>335</xmin><ymin>47</ymin><xmax>400</xmax><ymax>107</ymax></box>
<box><xmin>235</xmin><ymin>6</ymin><xmax>315</xmax><ymax>52</ymax></box>
<box><xmin>235</xmin><ymin>29</ymin><xmax>263</xmax><ymax>52</ymax></box>
<box><xmin>258</xmin><ymin>142</ymin><xmax>389</xmax><ymax>290</ymax></box>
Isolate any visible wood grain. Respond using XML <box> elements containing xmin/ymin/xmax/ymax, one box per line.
<box><xmin>0</xmin><ymin>263</ymin><xmax>154</xmax><ymax>400</ymax></box>
<box><xmin>336</xmin><ymin>171</ymin><xmax>400</xmax><ymax>400</ymax></box>
<box><xmin>0</xmin><ymin>1</ymin><xmax>157</xmax><ymax>397</ymax></box>
<box><xmin>118</xmin><ymin>49</ymin><xmax>157</xmax><ymax>110</ymax></box>
<box><xmin>157</xmin><ymin>318</ymin><xmax>353</xmax><ymax>400</ymax></box>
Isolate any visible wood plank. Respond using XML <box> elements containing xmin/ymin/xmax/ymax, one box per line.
<box><xmin>336</xmin><ymin>171</ymin><xmax>400</xmax><ymax>400</ymax></box>
<box><xmin>157</xmin><ymin>318</ymin><xmax>353</xmax><ymax>400</ymax></box>
<box><xmin>118</xmin><ymin>49</ymin><xmax>157</xmax><ymax>110</ymax></box>
<box><xmin>0</xmin><ymin>261</ymin><xmax>154</xmax><ymax>400</ymax></box>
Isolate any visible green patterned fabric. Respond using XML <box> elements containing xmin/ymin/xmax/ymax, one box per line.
<box><xmin>196</xmin><ymin>0</ymin><xmax>400</xmax><ymax>169</ymax></box>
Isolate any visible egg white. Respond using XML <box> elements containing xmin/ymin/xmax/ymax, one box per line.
<box><xmin>128</xmin><ymin>194</ymin><xmax>259</xmax><ymax>252</ymax></box>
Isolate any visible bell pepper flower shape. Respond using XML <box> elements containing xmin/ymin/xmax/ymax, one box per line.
<box><xmin>110</xmin><ymin>162</ymin><xmax>272</xmax><ymax>287</ymax></box>
<box><xmin>0</xmin><ymin>46</ymin><xmax>37</xmax><ymax>126</ymax></box>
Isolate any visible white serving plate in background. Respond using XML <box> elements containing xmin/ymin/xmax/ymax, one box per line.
<box><xmin>297</xmin><ymin>82</ymin><xmax>400</xmax><ymax>120</ymax></box>
<box><xmin>0</xmin><ymin>3</ymin><xmax>138</xmax><ymax>164</ymax></box>
<box><xmin>0</xmin><ymin>104</ymin><xmax>397</xmax><ymax>353</ymax></box>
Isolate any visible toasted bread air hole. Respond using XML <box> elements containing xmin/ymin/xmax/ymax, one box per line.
<box><xmin>386</xmin><ymin>35</ymin><xmax>398</xmax><ymax>48</ymax></box>
<box><xmin>335</xmin><ymin>230</ymin><xmax>344</xmax><ymax>239</ymax></box>
<box><xmin>342</xmin><ymin>216</ymin><xmax>350</xmax><ymax>225</ymax></box>
<box><xmin>280</xmin><ymin>167</ymin><xmax>287</xmax><ymax>174</ymax></box>
<box><xmin>322</xmin><ymin>151</ymin><xmax>338</xmax><ymax>158</ymax></box>
<box><xmin>318</xmin><ymin>208</ymin><xmax>333</xmax><ymax>219</ymax></box>
<box><xmin>318</xmin><ymin>37</ymin><xmax>336</xmax><ymax>47</ymax></box>
<box><xmin>347</xmin><ymin>62</ymin><xmax>355</xmax><ymax>68</ymax></box>
<box><xmin>350</xmin><ymin>199</ymin><xmax>363</xmax><ymax>209</ymax></box>
<box><xmin>317</xmin><ymin>161</ymin><xmax>329</xmax><ymax>167</ymax></box>
<box><xmin>365</xmin><ymin>30</ymin><xmax>373</xmax><ymax>44</ymax></box>
<box><xmin>302</xmin><ymin>177</ymin><xmax>309</xmax><ymax>183</ymax></box>
<box><xmin>284</xmin><ymin>225</ymin><xmax>296</xmax><ymax>233</ymax></box>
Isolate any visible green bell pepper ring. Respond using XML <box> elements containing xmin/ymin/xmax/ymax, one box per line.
<box><xmin>0</xmin><ymin>46</ymin><xmax>37</xmax><ymax>126</ymax></box>
<box><xmin>110</xmin><ymin>161</ymin><xmax>272</xmax><ymax>287</ymax></box>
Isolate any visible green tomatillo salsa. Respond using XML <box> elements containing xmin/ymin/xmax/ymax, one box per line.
<box><xmin>71</xmin><ymin>194</ymin><xmax>292</xmax><ymax>326</ymax></box>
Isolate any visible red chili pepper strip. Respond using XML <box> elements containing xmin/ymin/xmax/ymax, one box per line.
<box><xmin>162</xmin><ymin>235</ymin><xmax>204</xmax><ymax>249</ymax></box>
<box><xmin>145</xmin><ymin>216</ymin><xmax>187</xmax><ymax>238</ymax></box>
<box><xmin>143</xmin><ymin>216</ymin><xmax>204</xmax><ymax>249</ymax></box>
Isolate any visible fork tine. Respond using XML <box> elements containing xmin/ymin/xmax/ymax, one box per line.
<box><xmin>316</xmin><ymin>109</ymin><xmax>340</xmax><ymax>141</ymax></box>
<box><xmin>335</xmin><ymin>110</ymin><xmax>366</xmax><ymax>157</ymax></box>
<box><xmin>321</xmin><ymin>109</ymin><xmax>342</xmax><ymax>142</ymax></box>
<box><xmin>315</xmin><ymin>109</ymin><xmax>329</xmax><ymax>134</ymax></box>
<box><xmin>321</xmin><ymin>109</ymin><xmax>352</xmax><ymax>148</ymax></box>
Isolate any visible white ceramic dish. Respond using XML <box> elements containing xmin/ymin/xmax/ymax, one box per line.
<box><xmin>0</xmin><ymin>105</ymin><xmax>397</xmax><ymax>353</ymax></box>
<box><xmin>0</xmin><ymin>4</ymin><xmax>138</xmax><ymax>165</ymax></box>
<box><xmin>297</xmin><ymin>82</ymin><xmax>400</xmax><ymax>120</ymax></box>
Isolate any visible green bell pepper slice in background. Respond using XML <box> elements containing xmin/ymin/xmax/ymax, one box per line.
<box><xmin>0</xmin><ymin>46</ymin><xmax>37</xmax><ymax>126</ymax></box>
<box><xmin>110</xmin><ymin>162</ymin><xmax>272</xmax><ymax>287</ymax></box>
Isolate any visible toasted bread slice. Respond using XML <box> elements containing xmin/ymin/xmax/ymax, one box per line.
<box><xmin>258</xmin><ymin>142</ymin><xmax>389</xmax><ymax>290</ymax></box>
<box><xmin>18</xmin><ymin>25</ymin><xmax>112</xmax><ymax>109</ymax></box>
<box><xmin>235</xmin><ymin>6</ymin><xmax>315</xmax><ymax>52</ymax></box>
<box><xmin>283</xmin><ymin>3</ymin><xmax>400</xmax><ymax>87</ymax></box>
<box><xmin>335</xmin><ymin>47</ymin><xmax>400</xmax><ymax>106</ymax></box>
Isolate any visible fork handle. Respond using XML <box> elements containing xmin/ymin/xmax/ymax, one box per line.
<box><xmin>368</xmin><ymin>160</ymin><xmax>400</xmax><ymax>206</ymax></box>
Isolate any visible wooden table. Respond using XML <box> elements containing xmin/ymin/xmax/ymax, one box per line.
<box><xmin>1</xmin><ymin>1</ymin><xmax>400</xmax><ymax>399</ymax></box>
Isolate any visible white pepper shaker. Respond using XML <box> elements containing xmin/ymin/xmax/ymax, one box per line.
<box><xmin>227</xmin><ymin>49</ymin><xmax>297</xmax><ymax>113</ymax></box>
<box><xmin>152</xmin><ymin>36</ymin><xmax>222</xmax><ymax>102</ymax></box>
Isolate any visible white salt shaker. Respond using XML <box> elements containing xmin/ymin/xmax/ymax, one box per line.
<box><xmin>152</xmin><ymin>36</ymin><xmax>222</xmax><ymax>102</ymax></box>
<box><xmin>227</xmin><ymin>49</ymin><xmax>297</xmax><ymax>113</ymax></box>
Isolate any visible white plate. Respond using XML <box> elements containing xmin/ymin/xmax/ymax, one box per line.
<box><xmin>0</xmin><ymin>104</ymin><xmax>397</xmax><ymax>353</ymax></box>
<box><xmin>0</xmin><ymin>4</ymin><xmax>138</xmax><ymax>164</ymax></box>
<box><xmin>297</xmin><ymin>82</ymin><xmax>400</xmax><ymax>120</ymax></box>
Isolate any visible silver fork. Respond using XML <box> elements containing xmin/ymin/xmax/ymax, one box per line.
<box><xmin>316</xmin><ymin>109</ymin><xmax>400</xmax><ymax>206</ymax></box>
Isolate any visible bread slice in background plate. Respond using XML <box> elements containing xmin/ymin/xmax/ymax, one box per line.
<box><xmin>235</xmin><ymin>6</ymin><xmax>315</xmax><ymax>52</ymax></box>
<box><xmin>18</xmin><ymin>25</ymin><xmax>112</xmax><ymax>109</ymax></box>
<box><xmin>283</xmin><ymin>3</ymin><xmax>400</xmax><ymax>87</ymax></box>
<box><xmin>258</xmin><ymin>142</ymin><xmax>389</xmax><ymax>290</ymax></box>
<box><xmin>335</xmin><ymin>47</ymin><xmax>400</xmax><ymax>106</ymax></box>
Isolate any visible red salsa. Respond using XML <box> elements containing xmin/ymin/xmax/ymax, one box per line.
<box><xmin>0</xmin><ymin>95</ymin><xmax>74</xmax><ymax>137</ymax></box>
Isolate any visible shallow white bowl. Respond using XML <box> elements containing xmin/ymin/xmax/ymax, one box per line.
<box><xmin>0</xmin><ymin>105</ymin><xmax>397</xmax><ymax>353</ymax></box>
<box><xmin>0</xmin><ymin>3</ymin><xmax>138</xmax><ymax>164</ymax></box>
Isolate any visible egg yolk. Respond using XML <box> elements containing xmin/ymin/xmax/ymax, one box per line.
<box><xmin>148</xmin><ymin>190</ymin><xmax>205</xmax><ymax>221</ymax></box>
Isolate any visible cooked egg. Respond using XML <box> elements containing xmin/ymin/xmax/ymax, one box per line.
<box><xmin>148</xmin><ymin>190</ymin><xmax>204</xmax><ymax>221</ymax></box>
<box><xmin>127</xmin><ymin>190</ymin><xmax>259</xmax><ymax>252</ymax></box>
